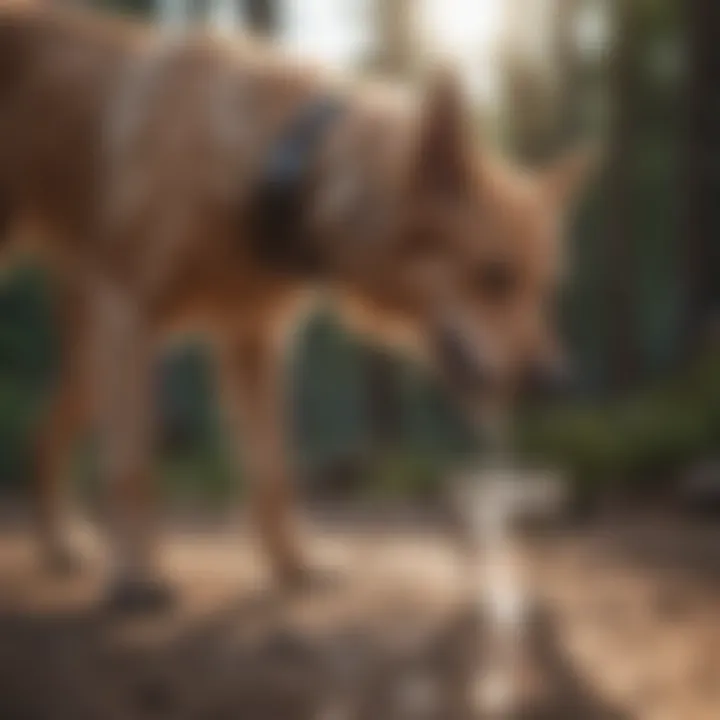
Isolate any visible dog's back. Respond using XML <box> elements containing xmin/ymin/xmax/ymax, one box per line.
<box><xmin>0</xmin><ymin>2</ymin><xmax>341</xmax><ymax>298</ymax></box>
<box><xmin>0</xmin><ymin>4</ymin><xmax>140</xmax><ymax>247</ymax></box>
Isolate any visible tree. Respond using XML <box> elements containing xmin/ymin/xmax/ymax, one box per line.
<box><xmin>682</xmin><ymin>0</ymin><xmax>720</xmax><ymax>351</ymax></box>
<box><xmin>551</xmin><ymin>0</ymin><xmax>584</xmax><ymax>146</ymax></box>
<box><xmin>358</xmin><ymin>0</ymin><xmax>420</xmax><ymax>457</ymax></box>
<box><xmin>501</xmin><ymin>0</ymin><xmax>557</xmax><ymax>162</ymax></box>
<box><xmin>245</xmin><ymin>0</ymin><xmax>277</xmax><ymax>35</ymax></box>
<box><xmin>604</xmin><ymin>0</ymin><xmax>642</xmax><ymax>391</ymax></box>
<box><xmin>368</xmin><ymin>0</ymin><xmax>417</xmax><ymax>78</ymax></box>
<box><xmin>92</xmin><ymin>0</ymin><xmax>153</xmax><ymax>16</ymax></box>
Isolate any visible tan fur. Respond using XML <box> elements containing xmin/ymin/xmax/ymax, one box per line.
<box><xmin>0</xmin><ymin>2</ymin><xmax>592</xmax><ymax>596</ymax></box>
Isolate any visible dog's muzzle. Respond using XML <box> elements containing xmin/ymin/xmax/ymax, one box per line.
<box><xmin>522</xmin><ymin>354</ymin><xmax>577</xmax><ymax>401</ymax></box>
<box><xmin>434</xmin><ymin>324</ymin><xmax>576</xmax><ymax>403</ymax></box>
<box><xmin>434</xmin><ymin>324</ymin><xmax>491</xmax><ymax>395</ymax></box>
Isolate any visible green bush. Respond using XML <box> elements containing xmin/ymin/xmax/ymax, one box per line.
<box><xmin>367</xmin><ymin>451</ymin><xmax>444</xmax><ymax>500</ymax></box>
<box><xmin>519</xmin><ymin>349</ymin><xmax>720</xmax><ymax>496</ymax></box>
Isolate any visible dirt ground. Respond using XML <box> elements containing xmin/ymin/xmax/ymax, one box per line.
<box><xmin>0</xmin><ymin>512</ymin><xmax>718</xmax><ymax>720</ymax></box>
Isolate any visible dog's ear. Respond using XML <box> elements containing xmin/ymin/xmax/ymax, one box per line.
<box><xmin>411</xmin><ymin>67</ymin><xmax>472</xmax><ymax>198</ymax></box>
<box><xmin>541</xmin><ymin>143</ymin><xmax>600</xmax><ymax>210</ymax></box>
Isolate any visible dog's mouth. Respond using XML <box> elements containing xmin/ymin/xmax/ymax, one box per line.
<box><xmin>433</xmin><ymin>323</ymin><xmax>492</xmax><ymax>394</ymax></box>
<box><xmin>431</xmin><ymin>323</ymin><xmax>521</xmax><ymax>445</ymax></box>
<box><xmin>433</xmin><ymin>323</ymin><xmax>575</xmax><ymax>406</ymax></box>
<box><xmin>432</xmin><ymin>324</ymin><xmax>504</xmax><ymax>434</ymax></box>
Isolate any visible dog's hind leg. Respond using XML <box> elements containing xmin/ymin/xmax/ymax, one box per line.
<box><xmin>34</xmin><ymin>280</ymin><xmax>92</xmax><ymax>574</ymax></box>
<box><xmin>92</xmin><ymin>280</ymin><xmax>172</xmax><ymax>612</ymax></box>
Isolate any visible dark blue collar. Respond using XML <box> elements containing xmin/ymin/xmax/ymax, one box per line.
<box><xmin>250</xmin><ymin>95</ymin><xmax>346</xmax><ymax>276</ymax></box>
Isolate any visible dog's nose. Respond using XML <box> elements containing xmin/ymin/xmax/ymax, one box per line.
<box><xmin>524</xmin><ymin>356</ymin><xmax>577</xmax><ymax>400</ymax></box>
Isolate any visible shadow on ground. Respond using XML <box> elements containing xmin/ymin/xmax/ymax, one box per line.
<box><xmin>0</xmin><ymin>590</ymin><xmax>631</xmax><ymax>720</ymax></box>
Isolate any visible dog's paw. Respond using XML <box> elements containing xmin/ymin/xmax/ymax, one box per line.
<box><xmin>104</xmin><ymin>577</ymin><xmax>176</xmax><ymax>615</ymax></box>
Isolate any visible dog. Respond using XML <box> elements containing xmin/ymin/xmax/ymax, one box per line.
<box><xmin>0</xmin><ymin>1</ymin><xmax>594</xmax><ymax>610</ymax></box>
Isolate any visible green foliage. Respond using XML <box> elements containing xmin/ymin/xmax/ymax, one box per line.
<box><xmin>0</xmin><ymin>266</ymin><xmax>54</xmax><ymax>489</ymax></box>
<box><xmin>364</xmin><ymin>451</ymin><xmax>443</xmax><ymax>501</ymax></box>
<box><xmin>293</xmin><ymin>311</ymin><xmax>367</xmax><ymax>466</ymax></box>
<box><xmin>159</xmin><ymin>445</ymin><xmax>237</xmax><ymax>507</ymax></box>
<box><xmin>519</xmin><ymin>349</ymin><xmax>720</xmax><ymax>494</ymax></box>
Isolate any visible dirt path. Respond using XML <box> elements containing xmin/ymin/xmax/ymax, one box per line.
<box><xmin>526</xmin><ymin>521</ymin><xmax>720</xmax><ymax>720</ymax></box>
<box><xmin>0</xmin><ymin>516</ymin><xmax>717</xmax><ymax>719</ymax></box>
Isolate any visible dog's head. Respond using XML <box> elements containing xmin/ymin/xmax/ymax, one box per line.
<box><xmin>331</xmin><ymin>70</ymin><xmax>596</xmax><ymax>419</ymax></box>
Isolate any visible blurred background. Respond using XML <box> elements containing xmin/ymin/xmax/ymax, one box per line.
<box><xmin>0</xmin><ymin>0</ymin><xmax>718</xmax><ymax>513</ymax></box>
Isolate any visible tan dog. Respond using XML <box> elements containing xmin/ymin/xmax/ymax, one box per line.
<box><xmin>0</xmin><ymin>2</ymin><xmax>593</xmax><ymax>609</ymax></box>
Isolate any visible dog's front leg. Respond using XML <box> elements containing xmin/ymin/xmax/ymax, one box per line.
<box><xmin>221</xmin><ymin>329</ymin><xmax>307</xmax><ymax>588</ymax></box>
<box><xmin>92</xmin><ymin>281</ymin><xmax>171</xmax><ymax>612</ymax></box>
<box><xmin>35</xmin><ymin>282</ymin><xmax>91</xmax><ymax>574</ymax></box>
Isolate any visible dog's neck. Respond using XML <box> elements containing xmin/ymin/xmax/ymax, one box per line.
<box><xmin>247</xmin><ymin>74</ymin><xmax>418</xmax><ymax>287</ymax></box>
<box><xmin>287</xmin><ymin>82</ymin><xmax>417</xmax><ymax>286</ymax></box>
<box><xmin>249</xmin><ymin>95</ymin><xmax>347</xmax><ymax>277</ymax></box>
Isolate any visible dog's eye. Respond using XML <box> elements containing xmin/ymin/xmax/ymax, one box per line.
<box><xmin>473</xmin><ymin>260</ymin><xmax>517</xmax><ymax>302</ymax></box>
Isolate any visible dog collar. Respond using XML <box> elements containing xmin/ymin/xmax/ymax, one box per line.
<box><xmin>250</xmin><ymin>94</ymin><xmax>346</xmax><ymax>277</ymax></box>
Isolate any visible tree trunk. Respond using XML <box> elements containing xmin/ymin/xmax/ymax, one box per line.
<box><xmin>369</xmin><ymin>0</ymin><xmax>417</xmax><ymax>78</ymax></box>
<box><xmin>361</xmin><ymin>0</ymin><xmax>418</xmax><ymax>456</ymax></box>
<box><xmin>605</xmin><ymin>0</ymin><xmax>641</xmax><ymax>391</ymax></box>
<box><xmin>552</xmin><ymin>0</ymin><xmax>583</xmax><ymax>146</ymax></box>
<box><xmin>365</xmin><ymin>349</ymin><xmax>403</xmax><ymax>452</ymax></box>
<box><xmin>682</xmin><ymin>0</ymin><xmax>720</xmax><ymax>352</ymax></box>
<box><xmin>501</xmin><ymin>0</ymin><xmax>556</xmax><ymax>163</ymax></box>
<box><xmin>245</xmin><ymin>0</ymin><xmax>277</xmax><ymax>36</ymax></box>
